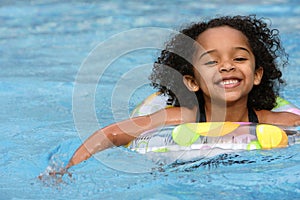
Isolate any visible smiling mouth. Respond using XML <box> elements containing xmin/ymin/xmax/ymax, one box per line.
<box><xmin>218</xmin><ymin>79</ymin><xmax>241</xmax><ymax>88</ymax></box>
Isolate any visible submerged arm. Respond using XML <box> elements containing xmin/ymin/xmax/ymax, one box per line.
<box><xmin>66</xmin><ymin>107</ymin><xmax>195</xmax><ymax>168</ymax></box>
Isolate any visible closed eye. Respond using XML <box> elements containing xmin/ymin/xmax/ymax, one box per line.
<box><xmin>204</xmin><ymin>60</ymin><xmax>218</xmax><ymax>65</ymax></box>
<box><xmin>234</xmin><ymin>57</ymin><xmax>248</xmax><ymax>62</ymax></box>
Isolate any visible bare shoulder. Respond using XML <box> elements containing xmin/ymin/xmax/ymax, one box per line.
<box><xmin>256</xmin><ymin>110</ymin><xmax>300</xmax><ymax>126</ymax></box>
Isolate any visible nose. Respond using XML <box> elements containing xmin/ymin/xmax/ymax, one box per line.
<box><xmin>219</xmin><ymin>62</ymin><xmax>235</xmax><ymax>72</ymax></box>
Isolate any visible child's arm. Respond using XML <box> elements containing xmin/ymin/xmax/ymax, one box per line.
<box><xmin>66</xmin><ymin>107</ymin><xmax>196</xmax><ymax>168</ymax></box>
<box><xmin>258</xmin><ymin>110</ymin><xmax>300</xmax><ymax>126</ymax></box>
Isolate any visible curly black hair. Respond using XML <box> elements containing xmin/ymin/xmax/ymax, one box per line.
<box><xmin>149</xmin><ymin>15</ymin><xmax>288</xmax><ymax>110</ymax></box>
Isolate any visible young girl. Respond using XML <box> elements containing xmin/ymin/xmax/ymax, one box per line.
<box><xmin>66</xmin><ymin>15</ymin><xmax>300</xmax><ymax>169</ymax></box>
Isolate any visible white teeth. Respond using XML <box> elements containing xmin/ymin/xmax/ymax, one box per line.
<box><xmin>221</xmin><ymin>79</ymin><xmax>239</xmax><ymax>85</ymax></box>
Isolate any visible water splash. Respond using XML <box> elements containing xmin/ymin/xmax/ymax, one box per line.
<box><xmin>38</xmin><ymin>145</ymin><xmax>73</xmax><ymax>188</ymax></box>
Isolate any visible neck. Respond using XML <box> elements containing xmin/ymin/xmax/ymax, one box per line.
<box><xmin>203</xmin><ymin>100</ymin><xmax>249</xmax><ymax>122</ymax></box>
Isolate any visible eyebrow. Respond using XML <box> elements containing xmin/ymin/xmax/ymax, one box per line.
<box><xmin>235</xmin><ymin>47</ymin><xmax>251</xmax><ymax>54</ymax></box>
<box><xmin>199</xmin><ymin>50</ymin><xmax>216</xmax><ymax>60</ymax></box>
<box><xmin>198</xmin><ymin>47</ymin><xmax>251</xmax><ymax>60</ymax></box>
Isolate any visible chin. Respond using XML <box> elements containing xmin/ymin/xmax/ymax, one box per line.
<box><xmin>212</xmin><ymin>95</ymin><xmax>243</xmax><ymax>105</ymax></box>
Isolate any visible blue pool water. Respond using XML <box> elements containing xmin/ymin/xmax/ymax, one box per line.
<box><xmin>1</xmin><ymin>0</ymin><xmax>300</xmax><ymax>199</ymax></box>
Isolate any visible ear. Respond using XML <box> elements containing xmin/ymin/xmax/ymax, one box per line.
<box><xmin>254</xmin><ymin>67</ymin><xmax>263</xmax><ymax>85</ymax></box>
<box><xmin>183</xmin><ymin>75</ymin><xmax>200</xmax><ymax>92</ymax></box>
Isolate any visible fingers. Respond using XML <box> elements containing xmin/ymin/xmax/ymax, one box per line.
<box><xmin>66</xmin><ymin>145</ymin><xmax>92</xmax><ymax>169</ymax></box>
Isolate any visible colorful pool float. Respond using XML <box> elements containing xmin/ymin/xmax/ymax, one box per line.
<box><xmin>127</xmin><ymin>94</ymin><xmax>300</xmax><ymax>163</ymax></box>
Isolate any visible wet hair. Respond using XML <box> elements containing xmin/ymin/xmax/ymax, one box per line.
<box><xmin>149</xmin><ymin>15</ymin><xmax>288</xmax><ymax>110</ymax></box>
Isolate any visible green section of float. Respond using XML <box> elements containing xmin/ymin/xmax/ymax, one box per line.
<box><xmin>247</xmin><ymin>141</ymin><xmax>262</xmax><ymax>150</ymax></box>
<box><xmin>153</xmin><ymin>147</ymin><xmax>169</xmax><ymax>153</ymax></box>
<box><xmin>274</xmin><ymin>96</ymin><xmax>291</xmax><ymax>108</ymax></box>
<box><xmin>172</xmin><ymin>124</ymin><xmax>201</xmax><ymax>146</ymax></box>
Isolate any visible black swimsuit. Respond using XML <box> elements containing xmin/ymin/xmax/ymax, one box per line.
<box><xmin>197</xmin><ymin>103</ymin><xmax>259</xmax><ymax>123</ymax></box>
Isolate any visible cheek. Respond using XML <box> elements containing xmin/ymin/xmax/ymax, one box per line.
<box><xmin>246</xmin><ymin>69</ymin><xmax>257</xmax><ymax>82</ymax></box>
<box><xmin>194</xmin><ymin>67</ymin><xmax>216</xmax><ymax>84</ymax></box>
<box><xmin>194</xmin><ymin>70</ymin><xmax>212</xmax><ymax>92</ymax></box>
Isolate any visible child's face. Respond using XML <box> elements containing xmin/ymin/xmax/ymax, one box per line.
<box><xmin>184</xmin><ymin>26</ymin><xmax>263</xmax><ymax>106</ymax></box>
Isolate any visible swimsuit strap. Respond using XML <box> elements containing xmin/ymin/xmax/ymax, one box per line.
<box><xmin>197</xmin><ymin>103</ymin><xmax>207</xmax><ymax>122</ymax></box>
<box><xmin>248</xmin><ymin>108</ymin><xmax>259</xmax><ymax>123</ymax></box>
<box><xmin>197</xmin><ymin>104</ymin><xmax>259</xmax><ymax>123</ymax></box>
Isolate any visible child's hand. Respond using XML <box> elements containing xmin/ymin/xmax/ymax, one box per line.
<box><xmin>38</xmin><ymin>167</ymin><xmax>72</xmax><ymax>185</ymax></box>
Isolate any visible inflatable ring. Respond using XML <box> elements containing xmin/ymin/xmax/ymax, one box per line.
<box><xmin>127</xmin><ymin>122</ymin><xmax>299</xmax><ymax>162</ymax></box>
<box><xmin>127</xmin><ymin>93</ymin><xmax>300</xmax><ymax>163</ymax></box>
